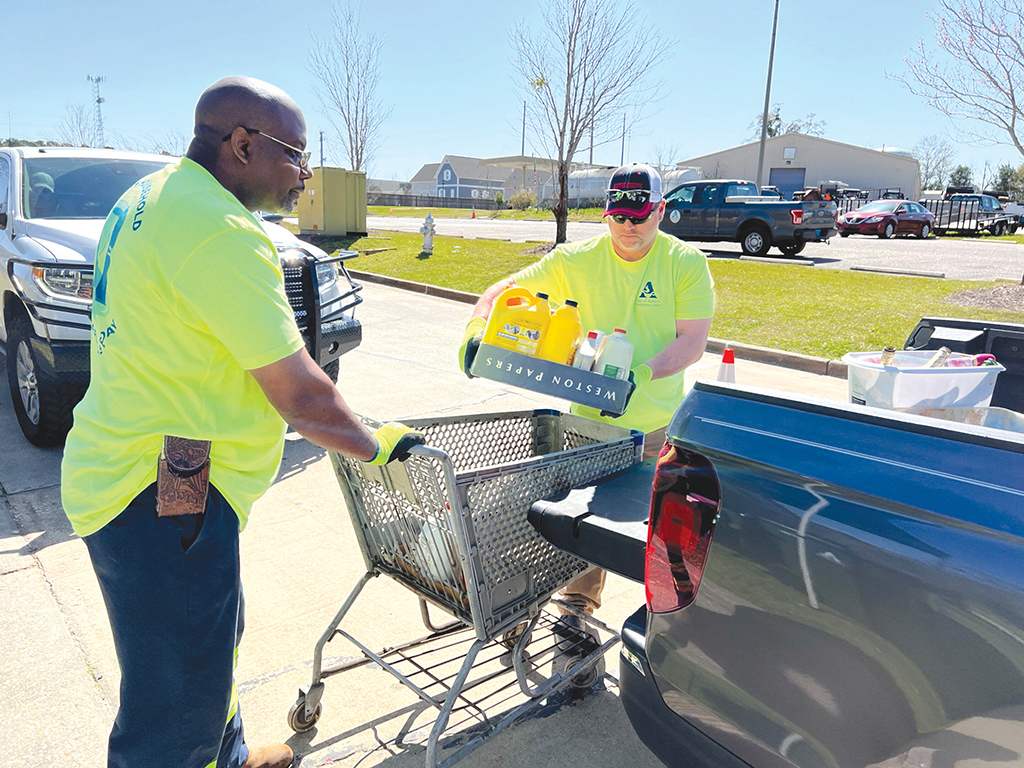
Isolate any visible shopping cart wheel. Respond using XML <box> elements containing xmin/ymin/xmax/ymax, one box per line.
<box><xmin>287</xmin><ymin>696</ymin><xmax>323</xmax><ymax>733</ymax></box>
<box><xmin>569</xmin><ymin>664</ymin><xmax>600</xmax><ymax>690</ymax></box>
<box><xmin>500</xmin><ymin>622</ymin><xmax>529</xmax><ymax>650</ymax></box>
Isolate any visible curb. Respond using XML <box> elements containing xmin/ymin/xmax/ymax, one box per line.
<box><xmin>737</xmin><ymin>255</ymin><xmax>815</xmax><ymax>266</ymax></box>
<box><xmin>347</xmin><ymin>270</ymin><xmax>848</xmax><ymax>379</ymax></box>
<box><xmin>849</xmin><ymin>265</ymin><xmax>946</xmax><ymax>279</ymax></box>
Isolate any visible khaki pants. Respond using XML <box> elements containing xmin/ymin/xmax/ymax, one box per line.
<box><xmin>559</xmin><ymin>426</ymin><xmax>667</xmax><ymax>614</ymax></box>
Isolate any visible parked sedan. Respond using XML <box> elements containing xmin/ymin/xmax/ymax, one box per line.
<box><xmin>837</xmin><ymin>200</ymin><xmax>935</xmax><ymax>239</ymax></box>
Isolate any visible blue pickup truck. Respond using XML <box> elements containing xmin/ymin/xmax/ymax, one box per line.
<box><xmin>531</xmin><ymin>380</ymin><xmax>1024</xmax><ymax>768</ymax></box>
<box><xmin>659</xmin><ymin>179</ymin><xmax>837</xmax><ymax>258</ymax></box>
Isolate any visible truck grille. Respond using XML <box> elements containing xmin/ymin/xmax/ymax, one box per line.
<box><xmin>282</xmin><ymin>258</ymin><xmax>314</xmax><ymax>332</ymax></box>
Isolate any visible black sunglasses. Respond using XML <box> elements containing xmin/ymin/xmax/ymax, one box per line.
<box><xmin>222</xmin><ymin>126</ymin><xmax>311</xmax><ymax>168</ymax></box>
<box><xmin>610</xmin><ymin>212</ymin><xmax>653</xmax><ymax>225</ymax></box>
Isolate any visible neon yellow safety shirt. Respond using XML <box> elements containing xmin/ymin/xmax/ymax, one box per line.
<box><xmin>61</xmin><ymin>158</ymin><xmax>305</xmax><ymax>537</ymax></box>
<box><xmin>512</xmin><ymin>230</ymin><xmax>714</xmax><ymax>433</ymax></box>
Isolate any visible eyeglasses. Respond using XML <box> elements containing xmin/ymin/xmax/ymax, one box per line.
<box><xmin>222</xmin><ymin>126</ymin><xmax>311</xmax><ymax>168</ymax></box>
<box><xmin>607</xmin><ymin>188</ymin><xmax>656</xmax><ymax>203</ymax></box>
<box><xmin>610</xmin><ymin>212</ymin><xmax>653</xmax><ymax>225</ymax></box>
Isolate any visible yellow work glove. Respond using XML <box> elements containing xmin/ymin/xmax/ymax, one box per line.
<box><xmin>458</xmin><ymin>317</ymin><xmax>487</xmax><ymax>379</ymax></box>
<box><xmin>366</xmin><ymin>422</ymin><xmax>425</xmax><ymax>465</ymax></box>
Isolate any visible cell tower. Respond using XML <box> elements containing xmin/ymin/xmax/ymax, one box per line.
<box><xmin>86</xmin><ymin>74</ymin><xmax>105</xmax><ymax>147</ymax></box>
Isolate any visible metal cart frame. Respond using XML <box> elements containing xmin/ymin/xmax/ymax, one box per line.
<box><xmin>288</xmin><ymin>410</ymin><xmax>642</xmax><ymax>767</ymax></box>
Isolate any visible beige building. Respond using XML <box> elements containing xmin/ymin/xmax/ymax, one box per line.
<box><xmin>678</xmin><ymin>133</ymin><xmax>921</xmax><ymax>201</ymax></box>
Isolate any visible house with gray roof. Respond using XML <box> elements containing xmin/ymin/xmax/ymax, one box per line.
<box><xmin>409</xmin><ymin>162</ymin><xmax>441</xmax><ymax>196</ymax></box>
<box><xmin>408</xmin><ymin>155</ymin><xmax>557</xmax><ymax>202</ymax></box>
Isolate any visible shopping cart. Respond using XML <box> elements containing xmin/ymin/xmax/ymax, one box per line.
<box><xmin>287</xmin><ymin>409</ymin><xmax>642</xmax><ymax>767</ymax></box>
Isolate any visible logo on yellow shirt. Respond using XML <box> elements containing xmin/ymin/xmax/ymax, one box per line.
<box><xmin>637</xmin><ymin>281</ymin><xmax>659</xmax><ymax>304</ymax></box>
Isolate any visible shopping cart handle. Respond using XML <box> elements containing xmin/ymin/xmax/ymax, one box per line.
<box><xmin>408</xmin><ymin>443</ymin><xmax>445</xmax><ymax>460</ymax></box>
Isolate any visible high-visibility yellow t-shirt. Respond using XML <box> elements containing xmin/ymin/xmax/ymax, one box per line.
<box><xmin>512</xmin><ymin>231</ymin><xmax>714</xmax><ymax>433</ymax></box>
<box><xmin>61</xmin><ymin>158</ymin><xmax>305</xmax><ymax>537</ymax></box>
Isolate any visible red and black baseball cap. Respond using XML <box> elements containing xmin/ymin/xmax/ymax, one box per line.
<box><xmin>604</xmin><ymin>163</ymin><xmax>663</xmax><ymax>219</ymax></box>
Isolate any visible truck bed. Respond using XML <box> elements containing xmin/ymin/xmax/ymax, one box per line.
<box><xmin>533</xmin><ymin>381</ymin><xmax>1024</xmax><ymax>768</ymax></box>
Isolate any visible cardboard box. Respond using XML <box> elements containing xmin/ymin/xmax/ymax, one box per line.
<box><xmin>470</xmin><ymin>343</ymin><xmax>632</xmax><ymax>415</ymax></box>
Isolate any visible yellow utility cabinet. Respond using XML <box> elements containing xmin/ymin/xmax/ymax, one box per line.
<box><xmin>297</xmin><ymin>167</ymin><xmax>367</xmax><ymax>236</ymax></box>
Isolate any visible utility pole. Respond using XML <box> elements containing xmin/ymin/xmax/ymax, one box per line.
<box><xmin>521</xmin><ymin>101</ymin><xmax>526</xmax><ymax>156</ymax></box>
<box><xmin>319</xmin><ymin>130</ymin><xmax>324</xmax><ymax>167</ymax></box>
<box><xmin>588</xmin><ymin>95</ymin><xmax>594</xmax><ymax>165</ymax></box>
<box><xmin>620</xmin><ymin>114</ymin><xmax>626</xmax><ymax>165</ymax></box>
<box><xmin>755</xmin><ymin>0</ymin><xmax>780</xmax><ymax>190</ymax></box>
<box><xmin>86</xmin><ymin>75</ymin><xmax>106</xmax><ymax>147</ymax></box>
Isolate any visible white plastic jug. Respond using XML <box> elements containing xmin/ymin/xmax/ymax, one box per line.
<box><xmin>594</xmin><ymin>328</ymin><xmax>633</xmax><ymax>380</ymax></box>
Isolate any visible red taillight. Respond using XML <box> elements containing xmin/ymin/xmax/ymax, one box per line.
<box><xmin>645</xmin><ymin>444</ymin><xmax>721</xmax><ymax>613</ymax></box>
<box><xmin>790</xmin><ymin>209</ymin><xmax>804</xmax><ymax>225</ymax></box>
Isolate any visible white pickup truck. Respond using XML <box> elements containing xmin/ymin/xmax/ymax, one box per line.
<box><xmin>0</xmin><ymin>146</ymin><xmax>362</xmax><ymax>446</ymax></box>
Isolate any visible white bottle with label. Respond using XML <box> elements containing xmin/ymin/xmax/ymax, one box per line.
<box><xmin>594</xmin><ymin>328</ymin><xmax>633</xmax><ymax>380</ymax></box>
<box><xmin>572</xmin><ymin>330</ymin><xmax>605</xmax><ymax>371</ymax></box>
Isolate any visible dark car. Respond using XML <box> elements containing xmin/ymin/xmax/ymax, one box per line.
<box><xmin>837</xmin><ymin>200</ymin><xmax>935</xmax><ymax>239</ymax></box>
<box><xmin>530</xmin><ymin>377</ymin><xmax>1024</xmax><ymax>768</ymax></box>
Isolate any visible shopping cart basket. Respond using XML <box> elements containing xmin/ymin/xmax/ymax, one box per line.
<box><xmin>288</xmin><ymin>409</ymin><xmax>642</xmax><ymax>767</ymax></box>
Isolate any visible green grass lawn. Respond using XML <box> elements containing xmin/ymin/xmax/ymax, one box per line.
<box><xmin>367</xmin><ymin>205</ymin><xmax>604</xmax><ymax>222</ymax></box>
<box><xmin>313</xmin><ymin>229</ymin><xmax>1020</xmax><ymax>360</ymax></box>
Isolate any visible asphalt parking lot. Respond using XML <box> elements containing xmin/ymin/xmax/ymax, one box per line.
<box><xmin>0</xmin><ymin>281</ymin><xmax>849</xmax><ymax>768</ymax></box>
<box><xmin>364</xmin><ymin>216</ymin><xmax>1024</xmax><ymax>282</ymax></box>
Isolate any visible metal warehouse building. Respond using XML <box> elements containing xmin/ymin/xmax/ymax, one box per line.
<box><xmin>677</xmin><ymin>133</ymin><xmax>921</xmax><ymax>201</ymax></box>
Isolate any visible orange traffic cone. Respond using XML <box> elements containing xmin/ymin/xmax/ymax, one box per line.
<box><xmin>471</xmin><ymin>206</ymin><xmax>476</xmax><ymax>219</ymax></box>
<box><xmin>716</xmin><ymin>346</ymin><xmax>736</xmax><ymax>383</ymax></box>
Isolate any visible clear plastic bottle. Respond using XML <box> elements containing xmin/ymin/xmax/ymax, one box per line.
<box><xmin>594</xmin><ymin>328</ymin><xmax>633</xmax><ymax>380</ymax></box>
<box><xmin>924</xmin><ymin>346</ymin><xmax>952</xmax><ymax>368</ymax></box>
<box><xmin>538</xmin><ymin>299</ymin><xmax>582</xmax><ymax>365</ymax></box>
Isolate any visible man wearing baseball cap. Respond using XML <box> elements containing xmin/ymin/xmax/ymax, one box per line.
<box><xmin>458</xmin><ymin>162</ymin><xmax>714</xmax><ymax>684</ymax></box>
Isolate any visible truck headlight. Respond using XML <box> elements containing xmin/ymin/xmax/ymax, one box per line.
<box><xmin>314</xmin><ymin>261</ymin><xmax>339</xmax><ymax>291</ymax></box>
<box><xmin>32</xmin><ymin>267</ymin><xmax>93</xmax><ymax>302</ymax></box>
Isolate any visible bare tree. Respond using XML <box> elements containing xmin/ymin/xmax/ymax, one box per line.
<box><xmin>650</xmin><ymin>143</ymin><xmax>684</xmax><ymax>173</ymax></box>
<box><xmin>58</xmin><ymin>103</ymin><xmax>94</xmax><ymax>147</ymax></box>
<box><xmin>911</xmin><ymin>134</ymin><xmax>957</xmax><ymax>190</ymax></box>
<box><xmin>897</xmin><ymin>0</ymin><xmax>1024</xmax><ymax>157</ymax></box>
<box><xmin>150</xmin><ymin>131</ymin><xmax>191</xmax><ymax>157</ymax></box>
<box><xmin>511</xmin><ymin>0</ymin><xmax>667</xmax><ymax>244</ymax></box>
<box><xmin>308</xmin><ymin>2</ymin><xmax>392</xmax><ymax>173</ymax></box>
<box><xmin>747</xmin><ymin>103</ymin><xmax>826</xmax><ymax>141</ymax></box>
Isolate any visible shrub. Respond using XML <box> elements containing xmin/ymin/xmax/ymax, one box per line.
<box><xmin>508</xmin><ymin>190</ymin><xmax>537</xmax><ymax>210</ymax></box>
<box><xmin>494</xmin><ymin>191</ymin><xmax>504</xmax><ymax>206</ymax></box>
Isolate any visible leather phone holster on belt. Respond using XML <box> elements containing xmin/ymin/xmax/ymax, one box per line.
<box><xmin>156</xmin><ymin>436</ymin><xmax>212</xmax><ymax>517</ymax></box>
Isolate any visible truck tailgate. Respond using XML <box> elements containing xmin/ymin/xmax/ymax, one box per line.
<box><xmin>528</xmin><ymin>459</ymin><xmax>655</xmax><ymax>583</ymax></box>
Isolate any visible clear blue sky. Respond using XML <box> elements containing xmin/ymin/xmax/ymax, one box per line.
<box><xmin>6</xmin><ymin>0</ymin><xmax>1020</xmax><ymax>185</ymax></box>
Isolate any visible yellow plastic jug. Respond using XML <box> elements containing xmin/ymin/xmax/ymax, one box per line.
<box><xmin>482</xmin><ymin>287</ymin><xmax>550</xmax><ymax>356</ymax></box>
<box><xmin>538</xmin><ymin>299</ymin><xmax>582</xmax><ymax>365</ymax></box>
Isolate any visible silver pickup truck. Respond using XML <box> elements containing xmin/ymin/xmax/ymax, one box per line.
<box><xmin>0</xmin><ymin>146</ymin><xmax>362</xmax><ymax>446</ymax></box>
<box><xmin>659</xmin><ymin>179</ymin><xmax>838</xmax><ymax>258</ymax></box>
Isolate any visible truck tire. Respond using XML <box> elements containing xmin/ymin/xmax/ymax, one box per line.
<box><xmin>321</xmin><ymin>359</ymin><xmax>340</xmax><ymax>384</ymax></box>
<box><xmin>302</xmin><ymin>333</ymin><xmax>341</xmax><ymax>383</ymax></box>
<box><xmin>740</xmin><ymin>226</ymin><xmax>772</xmax><ymax>257</ymax></box>
<box><xmin>5</xmin><ymin>316</ymin><xmax>87</xmax><ymax>447</ymax></box>
<box><xmin>778</xmin><ymin>242</ymin><xmax>806</xmax><ymax>258</ymax></box>
<box><xmin>993</xmin><ymin>222</ymin><xmax>1006</xmax><ymax>236</ymax></box>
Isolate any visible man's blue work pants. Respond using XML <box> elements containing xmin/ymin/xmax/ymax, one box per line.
<box><xmin>84</xmin><ymin>483</ymin><xmax>250</xmax><ymax>768</ymax></box>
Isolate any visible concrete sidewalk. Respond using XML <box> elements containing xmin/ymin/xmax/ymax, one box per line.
<box><xmin>0</xmin><ymin>282</ymin><xmax>847</xmax><ymax>768</ymax></box>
